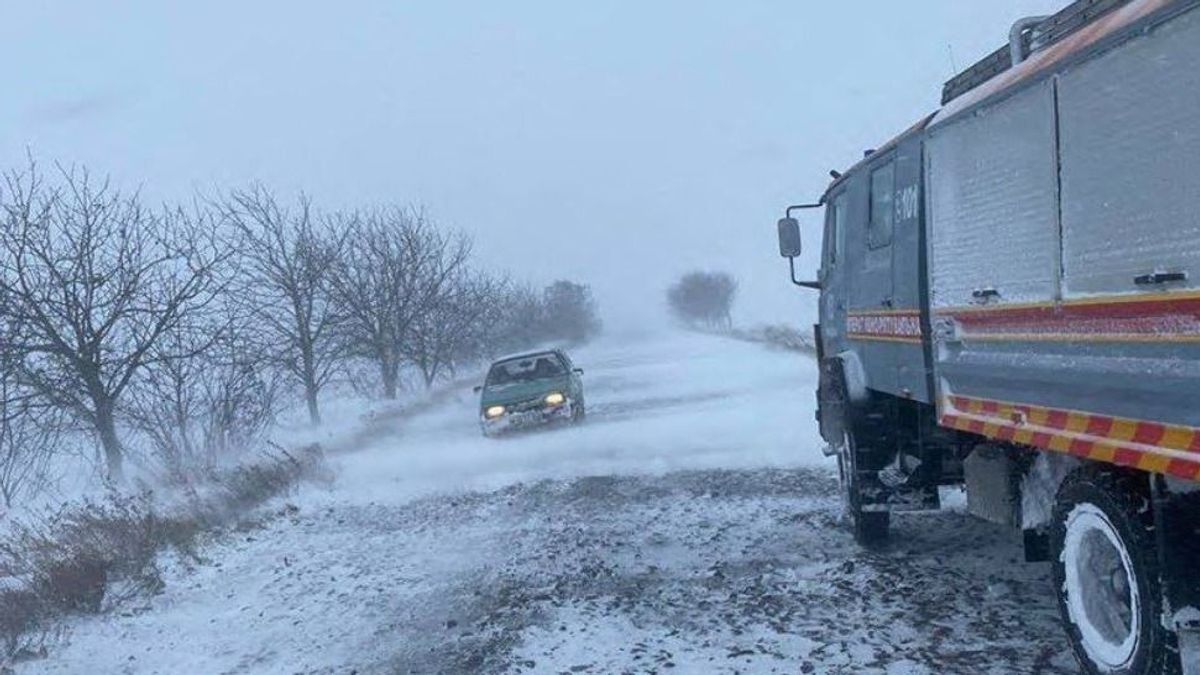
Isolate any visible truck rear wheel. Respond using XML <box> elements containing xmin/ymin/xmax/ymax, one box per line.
<box><xmin>838</xmin><ymin>424</ymin><xmax>890</xmax><ymax>547</ymax></box>
<box><xmin>1051</xmin><ymin>470</ymin><xmax>1179</xmax><ymax>675</ymax></box>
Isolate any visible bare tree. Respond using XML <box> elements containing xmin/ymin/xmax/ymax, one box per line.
<box><xmin>329</xmin><ymin>207</ymin><xmax>470</xmax><ymax>398</ymax></box>
<box><xmin>124</xmin><ymin>306</ymin><xmax>279</xmax><ymax>482</ymax></box>
<box><xmin>448</xmin><ymin>274</ymin><xmax>513</xmax><ymax>371</ymax></box>
<box><xmin>0</xmin><ymin>163</ymin><xmax>230</xmax><ymax>481</ymax></box>
<box><xmin>667</xmin><ymin>271</ymin><xmax>737</xmax><ymax>330</ymax></box>
<box><xmin>222</xmin><ymin>186</ymin><xmax>344</xmax><ymax>424</ymax></box>
<box><xmin>0</xmin><ymin>315</ymin><xmax>62</xmax><ymax>508</ymax></box>
<box><xmin>493</xmin><ymin>282</ymin><xmax>547</xmax><ymax>353</ymax></box>
<box><xmin>403</xmin><ymin>272</ymin><xmax>505</xmax><ymax>388</ymax></box>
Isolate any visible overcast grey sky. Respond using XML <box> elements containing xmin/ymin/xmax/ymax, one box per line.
<box><xmin>1</xmin><ymin>1</ymin><xmax>1064</xmax><ymax>332</ymax></box>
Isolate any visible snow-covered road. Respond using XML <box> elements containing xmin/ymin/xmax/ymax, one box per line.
<box><xmin>23</xmin><ymin>331</ymin><xmax>1078</xmax><ymax>674</ymax></box>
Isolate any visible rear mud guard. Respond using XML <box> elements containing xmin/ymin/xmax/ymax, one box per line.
<box><xmin>1154</xmin><ymin>475</ymin><xmax>1200</xmax><ymax>673</ymax></box>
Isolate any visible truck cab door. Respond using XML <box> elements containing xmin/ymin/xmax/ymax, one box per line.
<box><xmin>845</xmin><ymin>158</ymin><xmax>899</xmax><ymax>395</ymax></box>
<box><xmin>890</xmin><ymin>138</ymin><xmax>930</xmax><ymax>402</ymax></box>
<box><xmin>819</xmin><ymin>190</ymin><xmax>849</xmax><ymax>358</ymax></box>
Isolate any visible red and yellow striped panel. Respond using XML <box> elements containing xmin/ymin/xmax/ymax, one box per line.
<box><xmin>939</xmin><ymin>394</ymin><xmax>1200</xmax><ymax>481</ymax></box>
<box><xmin>935</xmin><ymin>290</ymin><xmax>1200</xmax><ymax>344</ymax></box>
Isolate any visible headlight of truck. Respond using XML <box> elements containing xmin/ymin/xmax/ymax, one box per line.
<box><xmin>544</xmin><ymin>392</ymin><xmax>565</xmax><ymax>406</ymax></box>
<box><xmin>485</xmin><ymin>405</ymin><xmax>506</xmax><ymax>419</ymax></box>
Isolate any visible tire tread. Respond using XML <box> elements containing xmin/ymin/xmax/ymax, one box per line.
<box><xmin>1051</xmin><ymin>468</ymin><xmax>1180</xmax><ymax>675</ymax></box>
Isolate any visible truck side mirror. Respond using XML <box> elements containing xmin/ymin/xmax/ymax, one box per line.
<box><xmin>778</xmin><ymin>217</ymin><xmax>802</xmax><ymax>258</ymax></box>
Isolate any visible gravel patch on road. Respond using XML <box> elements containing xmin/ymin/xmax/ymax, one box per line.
<box><xmin>383</xmin><ymin>467</ymin><xmax>1077</xmax><ymax>674</ymax></box>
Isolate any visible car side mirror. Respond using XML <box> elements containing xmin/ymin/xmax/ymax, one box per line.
<box><xmin>778</xmin><ymin>217</ymin><xmax>802</xmax><ymax>258</ymax></box>
<box><xmin>473</xmin><ymin>385</ymin><xmax>483</xmax><ymax>393</ymax></box>
<box><xmin>573</xmin><ymin>368</ymin><xmax>584</xmax><ymax>375</ymax></box>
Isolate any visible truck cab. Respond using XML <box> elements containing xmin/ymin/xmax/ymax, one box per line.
<box><xmin>780</xmin><ymin>122</ymin><xmax>952</xmax><ymax>542</ymax></box>
<box><xmin>816</xmin><ymin>130</ymin><xmax>930</xmax><ymax>404</ymax></box>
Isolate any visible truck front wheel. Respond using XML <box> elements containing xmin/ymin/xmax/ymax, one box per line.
<box><xmin>1051</xmin><ymin>470</ymin><xmax>1179</xmax><ymax>675</ymax></box>
<box><xmin>838</xmin><ymin>424</ymin><xmax>890</xmax><ymax>547</ymax></box>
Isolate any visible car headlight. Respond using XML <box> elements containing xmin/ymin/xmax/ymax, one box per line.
<box><xmin>544</xmin><ymin>392</ymin><xmax>566</xmax><ymax>406</ymax></box>
<box><xmin>485</xmin><ymin>405</ymin><xmax>506</xmax><ymax>419</ymax></box>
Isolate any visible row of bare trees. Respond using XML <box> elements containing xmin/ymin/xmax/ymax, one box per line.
<box><xmin>0</xmin><ymin>163</ymin><xmax>600</xmax><ymax>495</ymax></box>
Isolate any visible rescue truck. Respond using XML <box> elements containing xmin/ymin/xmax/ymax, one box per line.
<box><xmin>775</xmin><ymin>1</ymin><xmax>1200</xmax><ymax>672</ymax></box>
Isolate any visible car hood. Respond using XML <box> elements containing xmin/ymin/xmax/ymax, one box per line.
<box><xmin>480</xmin><ymin>377</ymin><xmax>570</xmax><ymax>407</ymax></box>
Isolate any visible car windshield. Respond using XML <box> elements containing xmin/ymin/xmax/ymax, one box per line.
<box><xmin>486</xmin><ymin>355</ymin><xmax>565</xmax><ymax>387</ymax></box>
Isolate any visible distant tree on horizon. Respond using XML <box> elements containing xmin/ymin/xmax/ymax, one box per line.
<box><xmin>667</xmin><ymin>271</ymin><xmax>737</xmax><ymax>330</ymax></box>
<box><xmin>542</xmin><ymin>280</ymin><xmax>602</xmax><ymax>345</ymax></box>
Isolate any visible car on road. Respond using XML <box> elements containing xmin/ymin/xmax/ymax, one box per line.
<box><xmin>476</xmin><ymin>349</ymin><xmax>585</xmax><ymax>436</ymax></box>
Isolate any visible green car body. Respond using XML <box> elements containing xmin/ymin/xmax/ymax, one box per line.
<box><xmin>478</xmin><ymin>349</ymin><xmax>585</xmax><ymax>436</ymax></box>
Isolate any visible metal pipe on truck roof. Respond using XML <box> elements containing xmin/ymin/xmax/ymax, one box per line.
<box><xmin>1009</xmin><ymin>15</ymin><xmax>1050</xmax><ymax>65</ymax></box>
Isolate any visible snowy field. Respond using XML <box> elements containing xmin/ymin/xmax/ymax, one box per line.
<box><xmin>20</xmin><ymin>331</ymin><xmax>1077</xmax><ymax>674</ymax></box>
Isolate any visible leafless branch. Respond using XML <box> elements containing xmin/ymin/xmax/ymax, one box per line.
<box><xmin>0</xmin><ymin>161</ymin><xmax>232</xmax><ymax>480</ymax></box>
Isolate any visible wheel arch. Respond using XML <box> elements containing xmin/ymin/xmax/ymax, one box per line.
<box><xmin>818</xmin><ymin>351</ymin><xmax>872</xmax><ymax>446</ymax></box>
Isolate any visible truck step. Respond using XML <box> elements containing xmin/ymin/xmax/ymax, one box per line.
<box><xmin>859</xmin><ymin>485</ymin><xmax>941</xmax><ymax>513</ymax></box>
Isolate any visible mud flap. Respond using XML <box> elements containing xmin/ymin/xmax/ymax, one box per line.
<box><xmin>1155</xmin><ymin>477</ymin><xmax>1200</xmax><ymax>672</ymax></box>
<box><xmin>963</xmin><ymin>445</ymin><xmax>1020</xmax><ymax>527</ymax></box>
<box><xmin>1022</xmin><ymin>528</ymin><xmax>1050</xmax><ymax>563</ymax></box>
<box><xmin>817</xmin><ymin>357</ymin><xmax>848</xmax><ymax>446</ymax></box>
<box><xmin>1177</xmin><ymin>612</ymin><xmax>1200</xmax><ymax>675</ymax></box>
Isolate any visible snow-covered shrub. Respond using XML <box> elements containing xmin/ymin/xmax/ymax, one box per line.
<box><xmin>0</xmin><ymin>443</ymin><xmax>327</xmax><ymax>663</ymax></box>
<box><xmin>211</xmin><ymin>444</ymin><xmax>329</xmax><ymax>515</ymax></box>
<box><xmin>0</xmin><ymin>586</ymin><xmax>49</xmax><ymax>662</ymax></box>
<box><xmin>729</xmin><ymin>324</ymin><xmax>816</xmax><ymax>355</ymax></box>
<box><xmin>0</xmin><ymin>491</ymin><xmax>161</xmax><ymax>614</ymax></box>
